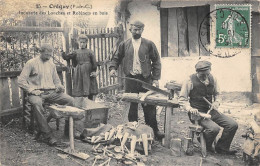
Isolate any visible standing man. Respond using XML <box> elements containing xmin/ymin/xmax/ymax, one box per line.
<box><xmin>179</xmin><ymin>61</ymin><xmax>238</xmax><ymax>155</ymax></box>
<box><xmin>18</xmin><ymin>43</ymin><xmax>74</xmax><ymax>146</ymax></box>
<box><xmin>109</xmin><ymin>20</ymin><xmax>164</xmax><ymax>140</ymax></box>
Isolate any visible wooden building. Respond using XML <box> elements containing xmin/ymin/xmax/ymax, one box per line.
<box><xmin>116</xmin><ymin>0</ymin><xmax>260</xmax><ymax>103</ymax></box>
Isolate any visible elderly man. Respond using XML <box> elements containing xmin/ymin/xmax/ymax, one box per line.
<box><xmin>179</xmin><ymin>61</ymin><xmax>238</xmax><ymax>155</ymax></box>
<box><xmin>109</xmin><ymin>20</ymin><xmax>164</xmax><ymax>140</ymax></box>
<box><xmin>18</xmin><ymin>43</ymin><xmax>74</xmax><ymax>146</ymax></box>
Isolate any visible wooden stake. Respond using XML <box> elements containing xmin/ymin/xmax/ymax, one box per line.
<box><xmin>130</xmin><ymin>135</ymin><xmax>137</xmax><ymax>155</ymax></box>
<box><xmin>108</xmin><ymin>128</ymin><xmax>115</xmax><ymax>140</ymax></box>
<box><xmin>104</xmin><ymin>132</ymin><xmax>109</xmax><ymax>141</ymax></box>
<box><xmin>69</xmin><ymin>116</ymin><xmax>74</xmax><ymax>150</ymax></box>
<box><xmin>121</xmin><ymin>132</ymin><xmax>129</xmax><ymax>151</ymax></box>
<box><xmin>141</xmin><ymin>134</ymin><xmax>148</xmax><ymax>156</ymax></box>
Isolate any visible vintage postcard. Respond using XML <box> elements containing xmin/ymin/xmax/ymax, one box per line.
<box><xmin>0</xmin><ymin>0</ymin><xmax>259</xmax><ymax>165</ymax></box>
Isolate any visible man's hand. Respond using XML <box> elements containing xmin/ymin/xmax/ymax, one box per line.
<box><xmin>90</xmin><ymin>72</ymin><xmax>97</xmax><ymax>77</ymax></box>
<box><xmin>109</xmin><ymin>69</ymin><xmax>117</xmax><ymax>77</ymax></box>
<box><xmin>189</xmin><ymin>108</ymin><xmax>199</xmax><ymax>115</ymax></box>
<box><xmin>55</xmin><ymin>85</ymin><xmax>65</xmax><ymax>93</ymax></box>
<box><xmin>211</xmin><ymin>101</ymin><xmax>220</xmax><ymax>110</ymax></box>
<box><xmin>152</xmin><ymin>80</ymin><xmax>159</xmax><ymax>88</ymax></box>
<box><xmin>30</xmin><ymin>90</ymin><xmax>43</xmax><ymax>96</ymax></box>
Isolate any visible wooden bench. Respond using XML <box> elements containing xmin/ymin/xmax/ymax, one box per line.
<box><xmin>118</xmin><ymin>82</ymin><xmax>181</xmax><ymax>148</ymax></box>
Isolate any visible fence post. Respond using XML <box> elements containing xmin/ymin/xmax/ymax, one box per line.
<box><xmin>116</xmin><ymin>25</ymin><xmax>125</xmax><ymax>91</ymax></box>
<box><xmin>63</xmin><ymin>21</ymin><xmax>72</xmax><ymax>96</ymax></box>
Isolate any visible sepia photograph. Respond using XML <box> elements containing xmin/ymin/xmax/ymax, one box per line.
<box><xmin>0</xmin><ymin>0</ymin><xmax>259</xmax><ymax>165</ymax></box>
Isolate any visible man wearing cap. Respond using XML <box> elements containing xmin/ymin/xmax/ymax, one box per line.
<box><xmin>18</xmin><ymin>43</ymin><xmax>74</xmax><ymax>146</ymax></box>
<box><xmin>179</xmin><ymin>61</ymin><xmax>238</xmax><ymax>155</ymax></box>
<box><xmin>109</xmin><ymin>20</ymin><xmax>164</xmax><ymax>140</ymax></box>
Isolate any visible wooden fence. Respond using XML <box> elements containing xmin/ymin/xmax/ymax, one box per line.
<box><xmin>0</xmin><ymin>19</ymin><xmax>67</xmax><ymax>116</ymax></box>
<box><xmin>70</xmin><ymin>27</ymin><xmax>124</xmax><ymax>95</ymax></box>
<box><xmin>0</xmin><ymin>17</ymin><xmax>124</xmax><ymax>116</ymax></box>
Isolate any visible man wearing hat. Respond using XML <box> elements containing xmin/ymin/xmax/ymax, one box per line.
<box><xmin>109</xmin><ymin>20</ymin><xmax>164</xmax><ymax>140</ymax></box>
<box><xmin>179</xmin><ymin>61</ymin><xmax>238</xmax><ymax>155</ymax></box>
<box><xmin>18</xmin><ymin>43</ymin><xmax>75</xmax><ymax>146</ymax></box>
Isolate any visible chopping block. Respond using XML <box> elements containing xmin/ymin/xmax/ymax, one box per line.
<box><xmin>48</xmin><ymin>105</ymin><xmax>89</xmax><ymax>160</ymax></box>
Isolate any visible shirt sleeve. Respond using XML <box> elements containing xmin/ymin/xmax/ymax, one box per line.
<box><xmin>109</xmin><ymin>41</ymin><xmax>125</xmax><ymax>71</ymax></box>
<box><xmin>149</xmin><ymin>42</ymin><xmax>161</xmax><ymax>80</ymax></box>
<box><xmin>178</xmin><ymin>77</ymin><xmax>193</xmax><ymax>111</ymax></box>
<box><xmin>213</xmin><ymin>76</ymin><xmax>221</xmax><ymax>102</ymax></box>
<box><xmin>62</xmin><ymin>51</ymin><xmax>76</xmax><ymax>60</ymax></box>
<box><xmin>17</xmin><ymin>61</ymin><xmax>34</xmax><ymax>93</ymax></box>
<box><xmin>52</xmin><ymin>64</ymin><xmax>62</xmax><ymax>87</ymax></box>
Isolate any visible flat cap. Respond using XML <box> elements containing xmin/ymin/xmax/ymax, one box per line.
<box><xmin>195</xmin><ymin>61</ymin><xmax>212</xmax><ymax>71</ymax></box>
<box><xmin>130</xmin><ymin>20</ymin><xmax>145</xmax><ymax>28</ymax></box>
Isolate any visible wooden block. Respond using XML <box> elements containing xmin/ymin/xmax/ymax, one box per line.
<box><xmin>165</xmin><ymin>82</ymin><xmax>182</xmax><ymax>91</ymax></box>
<box><xmin>48</xmin><ymin>105</ymin><xmax>85</xmax><ymax>119</ymax></box>
<box><xmin>170</xmin><ymin>138</ymin><xmax>182</xmax><ymax>156</ymax></box>
<box><xmin>189</xmin><ymin>124</ymin><xmax>204</xmax><ymax>132</ymax></box>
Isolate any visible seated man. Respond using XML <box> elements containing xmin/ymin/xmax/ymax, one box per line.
<box><xmin>18</xmin><ymin>43</ymin><xmax>74</xmax><ymax>146</ymax></box>
<box><xmin>179</xmin><ymin>61</ymin><xmax>238</xmax><ymax>155</ymax></box>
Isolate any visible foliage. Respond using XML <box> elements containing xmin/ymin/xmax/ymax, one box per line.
<box><xmin>0</xmin><ymin>15</ymin><xmax>66</xmax><ymax>72</ymax></box>
<box><xmin>0</xmin><ymin>31</ymin><xmax>65</xmax><ymax>72</ymax></box>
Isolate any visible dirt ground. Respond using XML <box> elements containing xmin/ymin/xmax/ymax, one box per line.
<box><xmin>0</xmin><ymin>94</ymin><xmax>259</xmax><ymax>166</ymax></box>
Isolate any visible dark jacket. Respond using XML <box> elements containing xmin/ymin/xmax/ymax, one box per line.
<box><xmin>189</xmin><ymin>73</ymin><xmax>215</xmax><ymax>113</ymax></box>
<box><xmin>109</xmin><ymin>38</ymin><xmax>161</xmax><ymax>80</ymax></box>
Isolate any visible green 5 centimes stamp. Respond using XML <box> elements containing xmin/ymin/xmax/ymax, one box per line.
<box><xmin>216</xmin><ymin>5</ymin><xmax>251</xmax><ymax>48</ymax></box>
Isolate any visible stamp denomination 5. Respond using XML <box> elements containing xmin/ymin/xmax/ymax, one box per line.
<box><xmin>199</xmin><ymin>4</ymin><xmax>251</xmax><ymax>58</ymax></box>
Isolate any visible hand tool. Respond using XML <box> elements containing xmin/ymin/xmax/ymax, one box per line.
<box><xmin>202</xmin><ymin>97</ymin><xmax>221</xmax><ymax>114</ymax></box>
<box><xmin>112</xmin><ymin>75</ymin><xmax>170</xmax><ymax>96</ymax></box>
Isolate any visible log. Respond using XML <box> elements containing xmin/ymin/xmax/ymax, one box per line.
<box><xmin>118</xmin><ymin>93</ymin><xmax>179</xmax><ymax>107</ymax></box>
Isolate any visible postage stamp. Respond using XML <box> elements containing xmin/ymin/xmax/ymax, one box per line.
<box><xmin>215</xmin><ymin>5</ymin><xmax>251</xmax><ymax>48</ymax></box>
<box><xmin>199</xmin><ymin>4</ymin><xmax>251</xmax><ymax>58</ymax></box>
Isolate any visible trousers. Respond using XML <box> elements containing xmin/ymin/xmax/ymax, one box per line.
<box><xmin>199</xmin><ymin>109</ymin><xmax>238</xmax><ymax>150</ymax></box>
<box><xmin>28</xmin><ymin>90</ymin><xmax>74</xmax><ymax>137</ymax></box>
<box><xmin>125</xmin><ymin>74</ymin><xmax>159</xmax><ymax>133</ymax></box>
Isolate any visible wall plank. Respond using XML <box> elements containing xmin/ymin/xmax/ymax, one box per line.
<box><xmin>168</xmin><ymin>8</ymin><xmax>178</xmax><ymax>57</ymax></box>
<box><xmin>160</xmin><ymin>9</ymin><xmax>168</xmax><ymax>57</ymax></box>
<box><xmin>252</xmin><ymin>57</ymin><xmax>260</xmax><ymax>102</ymax></box>
<box><xmin>187</xmin><ymin>7</ymin><xmax>199</xmax><ymax>57</ymax></box>
<box><xmin>197</xmin><ymin>5</ymin><xmax>210</xmax><ymax>56</ymax></box>
<box><xmin>252</xmin><ymin>13</ymin><xmax>260</xmax><ymax>57</ymax></box>
<box><xmin>177</xmin><ymin>8</ymin><xmax>189</xmax><ymax>57</ymax></box>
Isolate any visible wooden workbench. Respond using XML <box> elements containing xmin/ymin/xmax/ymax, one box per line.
<box><xmin>117</xmin><ymin>92</ymin><xmax>179</xmax><ymax>148</ymax></box>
